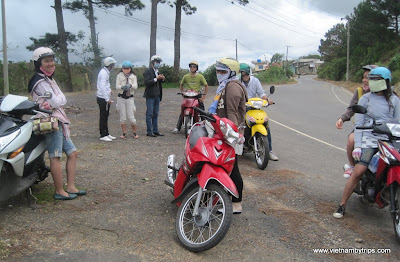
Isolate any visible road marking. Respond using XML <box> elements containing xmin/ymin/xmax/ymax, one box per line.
<box><xmin>331</xmin><ymin>85</ymin><xmax>351</xmax><ymax>105</ymax></box>
<box><xmin>270</xmin><ymin>119</ymin><xmax>346</xmax><ymax>152</ymax></box>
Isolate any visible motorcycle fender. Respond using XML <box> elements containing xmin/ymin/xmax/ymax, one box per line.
<box><xmin>0</xmin><ymin>152</ymin><xmax>25</xmax><ymax>177</ymax></box>
<box><xmin>197</xmin><ymin>164</ymin><xmax>239</xmax><ymax>198</ymax></box>
<box><xmin>386</xmin><ymin>166</ymin><xmax>400</xmax><ymax>185</ymax></box>
<box><xmin>251</xmin><ymin>124</ymin><xmax>268</xmax><ymax>137</ymax></box>
<box><xmin>172</xmin><ymin>177</ymin><xmax>199</xmax><ymax>205</ymax></box>
<box><xmin>184</xmin><ymin>108</ymin><xmax>193</xmax><ymax>116</ymax></box>
<box><xmin>26</xmin><ymin>140</ymin><xmax>47</xmax><ymax>165</ymax></box>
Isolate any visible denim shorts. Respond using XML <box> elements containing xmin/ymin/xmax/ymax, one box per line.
<box><xmin>45</xmin><ymin>123</ymin><xmax>76</xmax><ymax>158</ymax></box>
<box><xmin>357</xmin><ymin>147</ymin><xmax>378</xmax><ymax>167</ymax></box>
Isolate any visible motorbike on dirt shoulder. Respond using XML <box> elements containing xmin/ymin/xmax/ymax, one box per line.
<box><xmin>244</xmin><ymin>86</ymin><xmax>275</xmax><ymax>170</ymax></box>
<box><xmin>0</xmin><ymin>93</ymin><xmax>52</xmax><ymax>203</ymax></box>
<box><xmin>352</xmin><ymin>104</ymin><xmax>400</xmax><ymax>243</ymax></box>
<box><xmin>165</xmin><ymin>107</ymin><xmax>245</xmax><ymax>252</ymax></box>
<box><xmin>177</xmin><ymin>90</ymin><xmax>203</xmax><ymax>138</ymax></box>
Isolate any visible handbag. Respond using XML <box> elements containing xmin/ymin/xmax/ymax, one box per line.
<box><xmin>32</xmin><ymin>116</ymin><xmax>59</xmax><ymax>135</ymax></box>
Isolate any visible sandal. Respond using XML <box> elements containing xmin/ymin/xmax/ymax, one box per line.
<box><xmin>132</xmin><ymin>133</ymin><xmax>139</xmax><ymax>139</ymax></box>
<box><xmin>120</xmin><ymin>133</ymin><xmax>127</xmax><ymax>139</ymax></box>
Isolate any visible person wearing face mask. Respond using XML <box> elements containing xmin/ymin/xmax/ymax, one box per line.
<box><xmin>97</xmin><ymin>57</ymin><xmax>117</xmax><ymax>142</ymax></box>
<box><xmin>143</xmin><ymin>55</ymin><xmax>165</xmax><ymax>137</ymax></box>
<box><xmin>336</xmin><ymin>65</ymin><xmax>378</xmax><ymax>178</ymax></box>
<box><xmin>333</xmin><ymin>67</ymin><xmax>400</xmax><ymax>219</ymax></box>
<box><xmin>116</xmin><ymin>60</ymin><xmax>139</xmax><ymax>139</ymax></box>
<box><xmin>28</xmin><ymin>47</ymin><xmax>86</xmax><ymax>200</ymax></box>
<box><xmin>209</xmin><ymin>57</ymin><xmax>248</xmax><ymax>214</ymax></box>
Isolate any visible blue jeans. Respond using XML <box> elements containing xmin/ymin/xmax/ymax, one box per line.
<box><xmin>146</xmin><ymin>97</ymin><xmax>160</xmax><ymax>134</ymax></box>
<box><xmin>45</xmin><ymin>122</ymin><xmax>76</xmax><ymax>159</ymax></box>
<box><xmin>267</xmin><ymin>126</ymin><xmax>272</xmax><ymax>152</ymax></box>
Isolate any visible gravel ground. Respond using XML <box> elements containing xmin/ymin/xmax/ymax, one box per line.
<box><xmin>0</xmin><ymin>87</ymin><xmax>399</xmax><ymax>261</ymax></box>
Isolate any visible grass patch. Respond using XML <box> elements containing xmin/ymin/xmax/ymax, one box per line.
<box><xmin>162</xmin><ymin>82</ymin><xmax>180</xmax><ymax>89</ymax></box>
<box><xmin>32</xmin><ymin>183</ymin><xmax>56</xmax><ymax>204</ymax></box>
<box><xmin>88</xmin><ymin>144</ymin><xmax>106</xmax><ymax>150</ymax></box>
<box><xmin>0</xmin><ymin>239</ymin><xmax>11</xmax><ymax>260</ymax></box>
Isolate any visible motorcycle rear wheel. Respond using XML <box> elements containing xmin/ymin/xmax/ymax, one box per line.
<box><xmin>184</xmin><ymin>115</ymin><xmax>193</xmax><ymax>138</ymax></box>
<box><xmin>176</xmin><ymin>184</ymin><xmax>233</xmax><ymax>252</ymax></box>
<box><xmin>391</xmin><ymin>183</ymin><xmax>400</xmax><ymax>243</ymax></box>
<box><xmin>254</xmin><ymin>133</ymin><xmax>269</xmax><ymax>170</ymax></box>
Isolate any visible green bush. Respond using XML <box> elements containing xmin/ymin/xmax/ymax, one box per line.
<box><xmin>256</xmin><ymin>66</ymin><xmax>288</xmax><ymax>83</ymax></box>
<box><xmin>389</xmin><ymin>53</ymin><xmax>400</xmax><ymax>72</ymax></box>
<box><xmin>203</xmin><ymin>64</ymin><xmax>217</xmax><ymax>86</ymax></box>
<box><xmin>317</xmin><ymin>57</ymin><xmax>347</xmax><ymax>81</ymax></box>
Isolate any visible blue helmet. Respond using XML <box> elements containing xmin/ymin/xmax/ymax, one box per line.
<box><xmin>369</xmin><ymin>67</ymin><xmax>392</xmax><ymax>83</ymax></box>
<box><xmin>122</xmin><ymin>60</ymin><xmax>133</xmax><ymax>68</ymax></box>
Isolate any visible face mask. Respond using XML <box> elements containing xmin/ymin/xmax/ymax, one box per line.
<box><xmin>154</xmin><ymin>62</ymin><xmax>160</xmax><ymax>69</ymax></box>
<box><xmin>217</xmin><ymin>72</ymin><xmax>230</xmax><ymax>83</ymax></box>
<box><xmin>368</xmin><ymin>79</ymin><xmax>387</xmax><ymax>93</ymax></box>
<box><xmin>40</xmin><ymin>66</ymin><xmax>55</xmax><ymax>77</ymax></box>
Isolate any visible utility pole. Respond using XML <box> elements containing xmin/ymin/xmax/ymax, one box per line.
<box><xmin>235</xmin><ymin>39</ymin><xmax>238</xmax><ymax>60</ymax></box>
<box><xmin>2</xmin><ymin>0</ymin><xmax>8</xmax><ymax>95</ymax></box>
<box><xmin>341</xmin><ymin>18</ymin><xmax>350</xmax><ymax>81</ymax></box>
<box><xmin>285</xmin><ymin>45</ymin><xmax>292</xmax><ymax>71</ymax></box>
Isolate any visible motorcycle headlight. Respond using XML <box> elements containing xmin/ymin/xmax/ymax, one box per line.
<box><xmin>0</xmin><ymin>130</ymin><xmax>20</xmax><ymax>153</ymax></box>
<box><xmin>386</xmin><ymin>123</ymin><xmax>400</xmax><ymax>137</ymax></box>
<box><xmin>219</xmin><ymin>120</ymin><xmax>241</xmax><ymax>146</ymax></box>
<box><xmin>250</xmin><ymin>100</ymin><xmax>263</xmax><ymax>109</ymax></box>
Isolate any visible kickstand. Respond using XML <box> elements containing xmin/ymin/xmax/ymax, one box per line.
<box><xmin>26</xmin><ymin>187</ymin><xmax>38</xmax><ymax>208</ymax></box>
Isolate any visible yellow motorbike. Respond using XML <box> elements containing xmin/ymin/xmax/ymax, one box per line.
<box><xmin>244</xmin><ymin>86</ymin><xmax>275</xmax><ymax>170</ymax></box>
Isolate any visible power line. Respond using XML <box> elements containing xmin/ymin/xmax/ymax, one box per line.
<box><xmin>93</xmin><ymin>6</ymin><xmax>235</xmax><ymax>42</ymax></box>
<box><xmin>226</xmin><ymin>0</ymin><xmax>321</xmax><ymax>39</ymax></box>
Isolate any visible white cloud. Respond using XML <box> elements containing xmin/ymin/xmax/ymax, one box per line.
<box><xmin>1</xmin><ymin>0</ymin><xmax>361</xmax><ymax>71</ymax></box>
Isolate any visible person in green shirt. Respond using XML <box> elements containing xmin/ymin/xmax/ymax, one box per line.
<box><xmin>173</xmin><ymin>61</ymin><xmax>209</xmax><ymax>133</ymax></box>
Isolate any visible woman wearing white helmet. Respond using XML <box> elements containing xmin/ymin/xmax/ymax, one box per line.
<box><xmin>116</xmin><ymin>60</ymin><xmax>139</xmax><ymax>139</ymax></box>
<box><xmin>28</xmin><ymin>47</ymin><xmax>86</xmax><ymax>200</ymax></box>
<box><xmin>97</xmin><ymin>56</ymin><xmax>117</xmax><ymax>142</ymax></box>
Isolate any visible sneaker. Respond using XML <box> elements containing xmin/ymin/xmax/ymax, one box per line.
<box><xmin>100</xmin><ymin>136</ymin><xmax>112</xmax><ymax>142</ymax></box>
<box><xmin>107</xmin><ymin>135</ymin><xmax>116</xmax><ymax>140</ymax></box>
<box><xmin>172</xmin><ymin>128</ymin><xmax>179</xmax><ymax>134</ymax></box>
<box><xmin>333</xmin><ymin>205</ymin><xmax>345</xmax><ymax>219</ymax></box>
<box><xmin>269</xmin><ymin>151</ymin><xmax>279</xmax><ymax>161</ymax></box>
<box><xmin>343</xmin><ymin>164</ymin><xmax>354</xmax><ymax>179</ymax></box>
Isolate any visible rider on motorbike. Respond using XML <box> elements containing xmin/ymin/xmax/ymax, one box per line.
<box><xmin>333</xmin><ymin>67</ymin><xmax>400</xmax><ymax>218</ymax></box>
<box><xmin>239</xmin><ymin>63</ymin><xmax>278</xmax><ymax>161</ymax></box>
<box><xmin>173</xmin><ymin>61</ymin><xmax>209</xmax><ymax>134</ymax></box>
<box><xmin>209</xmin><ymin>57</ymin><xmax>248</xmax><ymax>214</ymax></box>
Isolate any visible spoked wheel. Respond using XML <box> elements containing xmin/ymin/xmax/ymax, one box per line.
<box><xmin>254</xmin><ymin>133</ymin><xmax>269</xmax><ymax>170</ymax></box>
<box><xmin>391</xmin><ymin>183</ymin><xmax>400</xmax><ymax>243</ymax></box>
<box><xmin>184</xmin><ymin>115</ymin><xmax>192</xmax><ymax>138</ymax></box>
<box><xmin>176</xmin><ymin>184</ymin><xmax>233</xmax><ymax>252</ymax></box>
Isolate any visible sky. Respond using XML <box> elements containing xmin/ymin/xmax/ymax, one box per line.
<box><xmin>1</xmin><ymin>0</ymin><xmax>362</xmax><ymax>71</ymax></box>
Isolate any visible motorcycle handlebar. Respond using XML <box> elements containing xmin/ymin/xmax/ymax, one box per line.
<box><xmin>194</xmin><ymin>107</ymin><xmax>216</xmax><ymax>122</ymax></box>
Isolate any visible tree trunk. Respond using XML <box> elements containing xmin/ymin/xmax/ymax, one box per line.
<box><xmin>88</xmin><ymin>0</ymin><xmax>101</xmax><ymax>68</ymax></box>
<box><xmin>173</xmin><ymin>0</ymin><xmax>182</xmax><ymax>74</ymax></box>
<box><xmin>54</xmin><ymin>0</ymin><xmax>73</xmax><ymax>92</ymax></box>
<box><xmin>150</xmin><ymin>0</ymin><xmax>158</xmax><ymax>66</ymax></box>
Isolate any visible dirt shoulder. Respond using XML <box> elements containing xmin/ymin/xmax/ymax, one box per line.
<box><xmin>0</xmin><ymin>87</ymin><xmax>398</xmax><ymax>261</ymax></box>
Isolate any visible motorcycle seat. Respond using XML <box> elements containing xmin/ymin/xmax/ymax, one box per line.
<box><xmin>189</xmin><ymin>125</ymin><xmax>208</xmax><ymax>149</ymax></box>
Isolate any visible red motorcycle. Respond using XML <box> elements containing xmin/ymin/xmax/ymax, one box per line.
<box><xmin>165</xmin><ymin>107</ymin><xmax>244</xmax><ymax>252</ymax></box>
<box><xmin>352</xmin><ymin>105</ymin><xmax>400</xmax><ymax>242</ymax></box>
<box><xmin>177</xmin><ymin>90</ymin><xmax>202</xmax><ymax>137</ymax></box>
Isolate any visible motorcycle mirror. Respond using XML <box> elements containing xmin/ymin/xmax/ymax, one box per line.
<box><xmin>351</xmin><ymin>105</ymin><xmax>367</xmax><ymax>114</ymax></box>
<box><xmin>269</xmin><ymin>86</ymin><xmax>275</xmax><ymax>95</ymax></box>
<box><xmin>43</xmin><ymin>92</ymin><xmax>52</xmax><ymax>99</ymax></box>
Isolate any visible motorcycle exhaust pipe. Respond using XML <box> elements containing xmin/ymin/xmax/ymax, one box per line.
<box><xmin>165</xmin><ymin>154</ymin><xmax>177</xmax><ymax>187</ymax></box>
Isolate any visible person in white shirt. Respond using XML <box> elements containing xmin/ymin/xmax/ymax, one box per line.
<box><xmin>97</xmin><ymin>57</ymin><xmax>116</xmax><ymax>142</ymax></box>
<box><xmin>239</xmin><ymin>63</ymin><xmax>279</xmax><ymax>161</ymax></box>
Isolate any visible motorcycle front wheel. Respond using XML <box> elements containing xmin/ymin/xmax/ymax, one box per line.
<box><xmin>391</xmin><ymin>182</ymin><xmax>400</xmax><ymax>243</ymax></box>
<box><xmin>184</xmin><ymin>115</ymin><xmax>192</xmax><ymax>138</ymax></box>
<box><xmin>254</xmin><ymin>133</ymin><xmax>269</xmax><ymax>170</ymax></box>
<box><xmin>176</xmin><ymin>184</ymin><xmax>233</xmax><ymax>252</ymax></box>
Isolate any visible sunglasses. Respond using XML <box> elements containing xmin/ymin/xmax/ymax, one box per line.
<box><xmin>190</xmin><ymin>65</ymin><xmax>197</xmax><ymax>68</ymax></box>
<box><xmin>216</xmin><ymin>69</ymin><xmax>228</xmax><ymax>74</ymax></box>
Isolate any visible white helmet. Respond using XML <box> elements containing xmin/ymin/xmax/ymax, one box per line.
<box><xmin>32</xmin><ymin>47</ymin><xmax>55</xmax><ymax>62</ymax></box>
<box><xmin>104</xmin><ymin>57</ymin><xmax>117</xmax><ymax>66</ymax></box>
<box><xmin>150</xmin><ymin>55</ymin><xmax>162</xmax><ymax>62</ymax></box>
